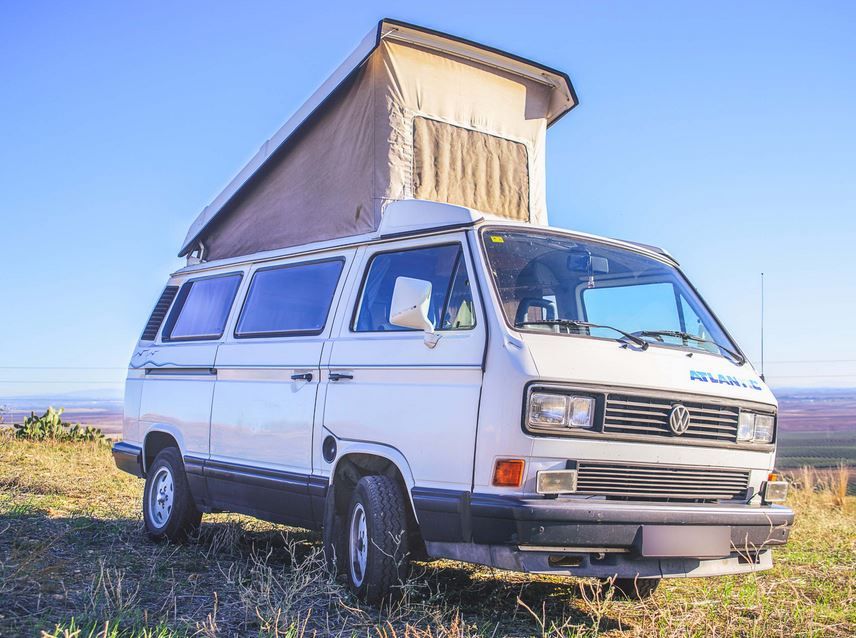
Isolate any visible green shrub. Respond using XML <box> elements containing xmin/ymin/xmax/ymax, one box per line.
<box><xmin>14</xmin><ymin>407</ymin><xmax>110</xmax><ymax>446</ymax></box>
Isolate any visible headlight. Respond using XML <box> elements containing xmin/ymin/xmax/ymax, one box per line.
<box><xmin>569</xmin><ymin>396</ymin><xmax>595</xmax><ymax>427</ymax></box>
<box><xmin>737</xmin><ymin>411</ymin><xmax>756</xmax><ymax>441</ymax></box>
<box><xmin>528</xmin><ymin>392</ymin><xmax>595</xmax><ymax>430</ymax></box>
<box><xmin>528</xmin><ymin>393</ymin><xmax>568</xmax><ymax>427</ymax></box>
<box><xmin>754</xmin><ymin>414</ymin><xmax>775</xmax><ymax>443</ymax></box>
<box><xmin>737</xmin><ymin>410</ymin><xmax>776</xmax><ymax>443</ymax></box>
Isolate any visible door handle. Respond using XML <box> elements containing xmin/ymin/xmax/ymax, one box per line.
<box><xmin>290</xmin><ymin>372</ymin><xmax>313</xmax><ymax>382</ymax></box>
<box><xmin>329</xmin><ymin>372</ymin><xmax>353</xmax><ymax>381</ymax></box>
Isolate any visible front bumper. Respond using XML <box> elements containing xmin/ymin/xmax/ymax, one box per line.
<box><xmin>425</xmin><ymin>541</ymin><xmax>779</xmax><ymax>578</ymax></box>
<box><xmin>414</xmin><ymin>489</ymin><xmax>794</xmax><ymax>578</ymax></box>
<box><xmin>468</xmin><ymin>495</ymin><xmax>793</xmax><ymax>549</ymax></box>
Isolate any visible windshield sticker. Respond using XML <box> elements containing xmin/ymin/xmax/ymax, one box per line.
<box><xmin>690</xmin><ymin>370</ymin><xmax>762</xmax><ymax>390</ymax></box>
<box><xmin>489</xmin><ymin>235</ymin><xmax>505</xmax><ymax>243</ymax></box>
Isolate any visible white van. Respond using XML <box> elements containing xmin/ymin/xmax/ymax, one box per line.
<box><xmin>113</xmin><ymin>20</ymin><xmax>793</xmax><ymax>603</ymax></box>
<box><xmin>114</xmin><ymin>200</ymin><xmax>793</xmax><ymax>601</ymax></box>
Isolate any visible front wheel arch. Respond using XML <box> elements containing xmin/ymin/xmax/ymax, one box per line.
<box><xmin>324</xmin><ymin>452</ymin><xmax>426</xmax><ymax>574</ymax></box>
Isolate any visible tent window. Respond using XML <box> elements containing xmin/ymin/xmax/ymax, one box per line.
<box><xmin>412</xmin><ymin>117</ymin><xmax>530</xmax><ymax>221</ymax></box>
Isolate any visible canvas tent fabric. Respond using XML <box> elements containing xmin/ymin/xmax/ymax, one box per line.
<box><xmin>183</xmin><ymin>20</ymin><xmax>576</xmax><ymax>261</ymax></box>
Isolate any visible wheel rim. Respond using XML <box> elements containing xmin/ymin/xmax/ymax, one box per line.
<box><xmin>147</xmin><ymin>466</ymin><xmax>174</xmax><ymax>528</ymax></box>
<box><xmin>349</xmin><ymin>502</ymin><xmax>368</xmax><ymax>587</ymax></box>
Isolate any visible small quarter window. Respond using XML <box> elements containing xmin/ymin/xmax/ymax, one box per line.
<box><xmin>163</xmin><ymin>274</ymin><xmax>242</xmax><ymax>341</ymax></box>
<box><xmin>441</xmin><ymin>256</ymin><xmax>476</xmax><ymax>330</ymax></box>
<box><xmin>354</xmin><ymin>244</ymin><xmax>475</xmax><ymax>332</ymax></box>
<box><xmin>236</xmin><ymin>259</ymin><xmax>344</xmax><ymax>337</ymax></box>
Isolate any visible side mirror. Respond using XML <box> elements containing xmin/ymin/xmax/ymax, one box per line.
<box><xmin>389</xmin><ymin>277</ymin><xmax>440</xmax><ymax>348</ymax></box>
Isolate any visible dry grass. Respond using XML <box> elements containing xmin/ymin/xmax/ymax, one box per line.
<box><xmin>834</xmin><ymin>464</ymin><xmax>850</xmax><ymax>509</ymax></box>
<box><xmin>786</xmin><ymin>464</ymin><xmax>854</xmax><ymax>511</ymax></box>
<box><xmin>0</xmin><ymin>431</ymin><xmax>853</xmax><ymax>637</ymax></box>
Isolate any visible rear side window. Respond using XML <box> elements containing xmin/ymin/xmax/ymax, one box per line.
<box><xmin>354</xmin><ymin>244</ymin><xmax>475</xmax><ymax>332</ymax></box>
<box><xmin>163</xmin><ymin>274</ymin><xmax>242</xmax><ymax>341</ymax></box>
<box><xmin>236</xmin><ymin>259</ymin><xmax>344</xmax><ymax>338</ymax></box>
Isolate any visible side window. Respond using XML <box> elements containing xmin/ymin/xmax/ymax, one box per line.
<box><xmin>163</xmin><ymin>274</ymin><xmax>242</xmax><ymax>341</ymax></box>
<box><xmin>354</xmin><ymin>244</ymin><xmax>475</xmax><ymax>332</ymax></box>
<box><xmin>235</xmin><ymin>259</ymin><xmax>344</xmax><ymax>337</ymax></box>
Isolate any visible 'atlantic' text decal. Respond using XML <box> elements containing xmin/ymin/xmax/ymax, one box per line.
<box><xmin>690</xmin><ymin>370</ymin><xmax>762</xmax><ymax>390</ymax></box>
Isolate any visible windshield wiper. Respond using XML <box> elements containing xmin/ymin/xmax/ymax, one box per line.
<box><xmin>636</xmin><ymin>330</ymin><xmax>746</xmax><ymax>365</ymax></box>
<box><xmin>516</xmin><ymin>319</ymin><xmax>649</xmax><ymax>350</ymax></box>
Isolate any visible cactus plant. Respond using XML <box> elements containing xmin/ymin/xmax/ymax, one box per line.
<box><xmin>14</xmin><ymin>407</ymin><xmax>110</xmax><ymax>446</ymax></box>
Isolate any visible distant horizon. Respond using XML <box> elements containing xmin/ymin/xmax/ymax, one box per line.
<box><xmin>2</xmin><ymin>384</ymin><xmax>855</xmax><ymax>404</ymax></box>
<box><xmin>4</xmin><ymin>385</ymin><xmax>853</xmax><ymax>441</ymax></box>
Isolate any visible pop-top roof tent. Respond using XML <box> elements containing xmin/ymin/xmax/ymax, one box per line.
<box><xmin>179</xmin><ymin>19</ymin><xmax>578</xmax><ymax>261</ymax></box>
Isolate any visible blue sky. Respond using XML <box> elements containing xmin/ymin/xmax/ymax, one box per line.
<box><xmin>1</xmin><ymin>1</ymin><xmax>854</xmax><ymax>396</ymax></box>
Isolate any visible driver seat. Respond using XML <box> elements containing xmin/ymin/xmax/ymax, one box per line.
<box><xmin>515</xmin><ymin>298</ymin><xmax>557</xmax><ymax>324</ymax></box>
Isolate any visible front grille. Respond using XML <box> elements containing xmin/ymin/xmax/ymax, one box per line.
<box><xmin>576</xmin><ymin>461</ymin><xmax>750</xmax><ymax>501</ymax></box>
<box><xmin>603</xmin><ymin>394</ymin><xmax>740</xmax><ymax>443</ymax></box>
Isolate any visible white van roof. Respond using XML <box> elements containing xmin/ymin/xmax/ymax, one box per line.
<box><xmin>174</xmin><ymin>199</ymin><xmax>676</xmax><ymax>276</ymax></box>
<box><xmin>179</xmin><ymin>19</ymin><xmax>577</xmax><ymax>261</ymax></box>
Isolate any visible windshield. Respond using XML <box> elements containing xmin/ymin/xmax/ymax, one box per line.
<box><xmin>481</xmin><ymin>229</ymin><xmax>739</xmax><ymax>358</ymax></box>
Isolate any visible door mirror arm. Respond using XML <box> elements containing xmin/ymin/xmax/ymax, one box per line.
<box><xmin>423</xmin><ymin>330</ymin><xmax>441</xmax><ymax>349</ymax></box>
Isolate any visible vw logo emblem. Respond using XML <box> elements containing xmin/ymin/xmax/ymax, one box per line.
<box><xmin>669</xmin><ymin>404</ymin><xmax>691</xmax><ymax>435</ymax></box>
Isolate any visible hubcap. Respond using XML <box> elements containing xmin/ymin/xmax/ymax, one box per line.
<box><xmin>148</xmin><ymin>466</ymin><xmax>174</xmax><ymax>528</ymax></box>
<box><xmin>349</xmin><ymin>502</ymin><xmax>368</xmax><ymax>587</ymax></box>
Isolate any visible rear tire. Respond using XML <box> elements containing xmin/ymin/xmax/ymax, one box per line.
<box><xmin>143</xmin><ymin>447</ymin><xmax>201</xmax><ymax>542</ymax></box>
<box><xmin>345</xmin><ymin>475</ymin><xmax>410</xmax><ymax>604</ymax></box>
<box><xmin>605</xmin><ymin>577</ymin><xmax>660</xmax><ymax>600</ymax></box>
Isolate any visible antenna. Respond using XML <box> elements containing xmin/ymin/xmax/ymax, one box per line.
<box><xmin>760</xmin><ymin>272</ymin><xmax>765</xmax><ymax>381</ymax></box>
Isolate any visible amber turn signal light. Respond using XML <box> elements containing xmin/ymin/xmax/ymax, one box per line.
<box><xmin>493</xmin><ymin>459</ymin><xmax>525</xmax><ymax>487</ymax></box>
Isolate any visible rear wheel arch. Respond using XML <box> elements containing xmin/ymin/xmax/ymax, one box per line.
<box><xmin>143</xmin><ymin>430</ymin><xmax>181</xmax><ymax>474</ymax></box>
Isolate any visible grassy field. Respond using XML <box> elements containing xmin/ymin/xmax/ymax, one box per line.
<box><xmin>0</xmin><ymin>434</ymin><xmax>853</xmax><ymax>637</ymax></box>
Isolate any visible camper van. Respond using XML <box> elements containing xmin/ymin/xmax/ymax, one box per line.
<box><xmin>113</xmin><ymin>19</ymin><xmax>793</xmax><ymax>603</ymax></box>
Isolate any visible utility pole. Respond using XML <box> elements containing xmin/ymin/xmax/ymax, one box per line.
<box><xmin>760</xmin><ymin>272</ymin><xmax>765</xmax><ymax>381</ymax></box>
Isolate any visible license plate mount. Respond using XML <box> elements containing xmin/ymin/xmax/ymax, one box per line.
<box><xmin>639</xmin><ymin>525</ymin><xmax>731</xmax><ymax>559</ymax></box>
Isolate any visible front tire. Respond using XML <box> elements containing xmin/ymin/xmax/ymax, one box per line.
<box><xmin>322</xmin><ymin>484</ymin><xmax>346</xmax><ymax>575</ymax></box>
<box><xmin>605</xmin><ymin>577</ymin><xmax>660</xmax><ymax>600</ymax></box>
<box><xmin>143</xmin><ymin>447</ymin><xmax>201</xmax><ymax>542</ymax></box>
<box><xmin>346</xmin><ymin>475</ymin><xmax>410</xmax><ymax>604</ymax></box>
